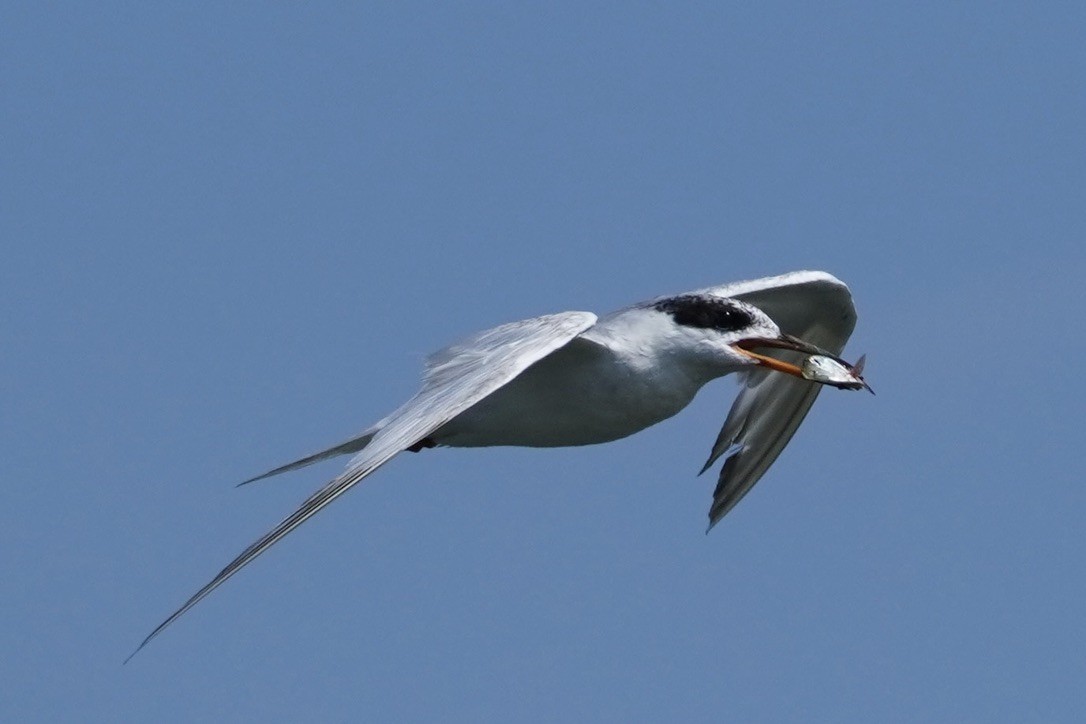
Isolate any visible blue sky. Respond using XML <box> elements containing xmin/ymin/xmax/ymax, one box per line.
<box><xmin>4</xmin><ymin>3</ymin><xmax>1084</xmax><ymax>721</ymax></box>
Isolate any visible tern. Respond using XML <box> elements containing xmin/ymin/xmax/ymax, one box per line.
<box><xmin>129</xmin><ymin>270</ymin><xmax>865</xmax><ymax>660</ymax></box>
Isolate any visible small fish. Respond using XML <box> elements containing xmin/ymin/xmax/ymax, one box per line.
<box><xmin>801</xmin><ymin>353</ymin><xmax>874</xmax><ymax>394</ymax></box>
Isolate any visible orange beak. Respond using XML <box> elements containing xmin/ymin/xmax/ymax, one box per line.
<box><xmin>732</xmin><ymin>335</ymin><xmax>873</xmax><ymax>393</ymax></box>
<box><xmin>731</xmin><ymin>335</ymin><xmax>829</xmax><ymax>379</ymax></box>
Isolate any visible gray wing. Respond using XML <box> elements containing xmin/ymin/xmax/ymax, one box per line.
<box><xmin>698</xmin><ymin>271</ymin><xmax>857</xmax><ymax>529</ymax></box>
<box><xmin>236</xmin><ymin>428</ymin><xmax>380</xmax><ymax>486</ymax></box>
<box><xmin>128</xmin><ymin>311</ymin><xmax>597</xmax><ymax>660</ymax></box>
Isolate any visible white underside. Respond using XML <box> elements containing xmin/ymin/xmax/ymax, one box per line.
<box><xmin>432</xmin><ymin>322</ymin><xmax>735</xmax><ymax>448</ymax></box>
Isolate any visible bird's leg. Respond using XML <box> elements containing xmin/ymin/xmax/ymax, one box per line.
<box><xmin>407</xmin><ymin>437</ymin><xmax>437</xmax><ymax>453</ymax></box>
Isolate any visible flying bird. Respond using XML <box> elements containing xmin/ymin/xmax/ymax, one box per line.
<box><xmin>129</xmin><ymin>270</ymin><xmax>866</xmax><ymax>660</ymax></box>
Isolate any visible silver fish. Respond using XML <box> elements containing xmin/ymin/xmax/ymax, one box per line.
<box><xmin>802</xmin><ymin>353</ymin><xmax>873</xmax><ymax>394</ymax></box>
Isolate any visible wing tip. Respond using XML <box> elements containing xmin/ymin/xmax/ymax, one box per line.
<box><xmin>123</xmin><ymin>622</ymin><xmax>165</xmax><ymax>665</ymax></box>
<box><xmin>705</xmin><ymin>501</ymin><xmax>732</xmax><ymax>533</ymax></box>
<box><xmin>236</xmin><ymin>472</ymin><xmax>273</xmax><ymax>488</ymax></box>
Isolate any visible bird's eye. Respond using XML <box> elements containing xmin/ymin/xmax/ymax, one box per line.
<box><xmin>654</xmin><ymin>296</ymin><xmax>754</xmax><ymax>332</ymax></box>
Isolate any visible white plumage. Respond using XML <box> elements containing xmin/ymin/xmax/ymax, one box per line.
<box><xmin>129</xmin><ymin>270</ymin><xmax>863</xmax><ymax>660</ymax></box>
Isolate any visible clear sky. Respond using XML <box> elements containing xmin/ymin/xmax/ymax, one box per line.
<box><xmin>4</xmin><ymin>3</ymin><xmax>1084</xmax><ymax>722</ymax></box>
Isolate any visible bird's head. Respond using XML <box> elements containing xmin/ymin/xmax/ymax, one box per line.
<box><xmin>651</xmin><ymin>294</ymin><xmax>827</xmax><ymax>379</ymax></box>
